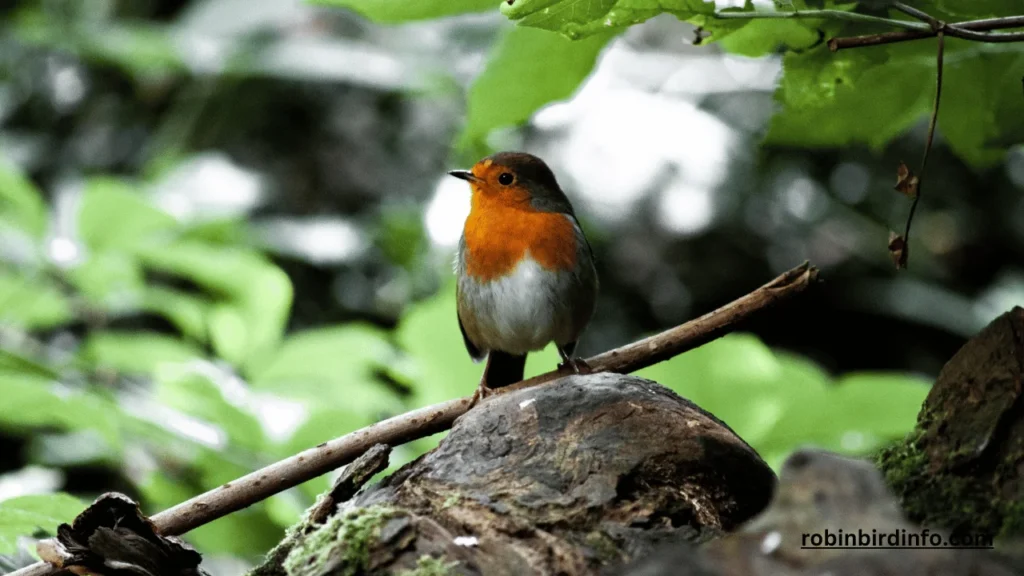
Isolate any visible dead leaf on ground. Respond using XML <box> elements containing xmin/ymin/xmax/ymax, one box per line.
<box><xmin>36</xmin><ymin>492</ymin><xmax>207</xmax><ymax>576</ymax></box>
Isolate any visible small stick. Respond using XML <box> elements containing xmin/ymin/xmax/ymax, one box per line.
<box><xmin>830</xmin><ymin>14</ymin><xmax>1024</xmax><ymax>51</ymax></box>
<box><xmin>899</xmin><ymin>31</ymin><xmax>945</xmax><ymax>267</ymax></box>
<box><xmin>14</xmin><ymin>262</ymin><xmax>818</xmax><ymax>576</ymax></box>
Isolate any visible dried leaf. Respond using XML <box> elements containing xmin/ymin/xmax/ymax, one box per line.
<box><xmin>894</xmin><ymin>161</ymin><xmax>919</xmax><ymax>198</ymax></box>
<box><xmin>37</xmin><ymin>492</ymin><xmax>208</xmax><ymax>576</ymax></box>
<box><xmin>888</xmin><ymin>231</ymin><xmax>908</xmax><ymax>270</ymax></box>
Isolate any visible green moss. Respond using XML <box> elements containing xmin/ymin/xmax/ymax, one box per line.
<box><xmin>582</xmin><ymin>530</ymin><xmax>622</xmax><ymax>563</ymax></box>
<box><xmin>441</xmin><ymin>494</ymin><xmax>462</xmax><ymax>509</ymax></box>
<box><xmin>396</xmin><ymin>555</ymin><xmax>459</xmax><ymax>576</ymax></box>
<box><xmin>876</xmin><ymin>435</ymin><xmax>1024</xmax><ymax>539</ymax></box>
<box><xmin>283</xmin><ymin>505</ymin><xmax>399</xmax><ymax>576</ymax></box>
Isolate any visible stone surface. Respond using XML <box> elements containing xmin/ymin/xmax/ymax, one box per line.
<box><xmin>619</xmin><ymin>449</ymin><xmax>1023</xmax><ymax>576</ymax></box>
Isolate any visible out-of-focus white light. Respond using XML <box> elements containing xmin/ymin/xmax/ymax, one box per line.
<box><xmin>426</xmin><ymin>176</ymin><xmax>471</xmax><ymax>248</ymax></box>
<box><xmin>761</xmin><ymin>531</ymin><xmax>782</xmax><ymax>555</ymax></box>
<box><xmin>0</xmin><ymin>466</ymin><xmax>62</xmax><ymax>502</ymax></box>
<box><xmin>252</xmin><ymin>395</ymin><xmax>307</xmax><ymax>443</ymax></box>
<box><xmin>783</xmin><ymin>176</ymin><xmax>828</xmax><ymax>221</ymax></box>
<box><xmin>973</xmin><ymin>271</ymin><xmax>1024</xmax><ymax>328</ymax></box>
<box><xmin>255</xmin><ymin>217</ymin><xmax>365</xmax><ymax>265</ymax></box>
<box><xmin>657</xmin><ymin>182</ymin><xmax>714</xmax><ymax>236</ymax></box>
<box><xmin>840</xmin><ymin>430</ymin><xmax>868</xmax><ymax>451</ymax></box>
<box><xmin>532</xmin><ymin>39</ymin><xmax>737</xmax><ymax>223</ymax></box>
<box><xmin>830</xmin><ymin>161</ymin><xmax>871</xmax><ymax>204</ymax></box>
<box><xmin>150</xmin><ymin>152</ymin><xmax>264</xmax><ymax>221</ymax></box>
<box><xmin>51</xmin><ymin>65</ymin><xmax>86</xmax><ymax>112</ymax></box>
<box><xmin>46</xmin><ymin>236</ymin><xmax>82</xmax><ymax>267</ymax></box>
<box><xmin>1006</xmin><ymin>146</ymin><xmax>1024</xmax><ymax>188</ymax></box>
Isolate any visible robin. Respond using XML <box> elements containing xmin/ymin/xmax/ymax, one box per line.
<box><xmin>448</xmin><ymin>151</ymin><xmax>599</xmax><ymax>402</ymax></box>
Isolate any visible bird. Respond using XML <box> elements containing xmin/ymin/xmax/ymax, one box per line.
<box><xmin>448</xmin><ymin>151</ymin><xmax>599</xmax><ymax>403</ymax></box>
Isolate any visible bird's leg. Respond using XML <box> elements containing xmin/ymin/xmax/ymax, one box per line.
<box><xmin>469</xmin><ymin>356</ymin><xmax>495</xmax><ymax>408</ymax></box>
<box><xmin>469</xmin><ymin>378</ymin><xmax>493</xmax><ymax>407</ymax></box>
<box><xmin>557</xmin><ymin>346</ymin><xmax>593</xmax><ymax>375</ymax></box>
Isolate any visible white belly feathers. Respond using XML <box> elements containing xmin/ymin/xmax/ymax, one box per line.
<box><xmin>457</xmin><ymin>254</ymin><xmax>577</xmax><ymax>355</ymax></box>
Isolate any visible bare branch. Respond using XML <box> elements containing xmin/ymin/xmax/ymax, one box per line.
<box><xmin>830</xmin><ymin>14</ymin><xmax>1024</xmax><ymax>51</ymax></box>
<box><xmin>897</xmin><ymin>31</ymin><xmax>945</xmax><ymax>269</ymax></box>
<box><xmin>712</xmin><ymin>8</ymin><xmax>931</xmax><ymax>31</ymax></box>
<box><xmin>11</xmin><ymin>263</ymin><xmax>819</xmax><ymax>576</ymax></box>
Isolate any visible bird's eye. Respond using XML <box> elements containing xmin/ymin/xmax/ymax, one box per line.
<box><xmin>497</xmin><ymin>172</ymin><xmax>514</xmax><ymax>186</ymax></box>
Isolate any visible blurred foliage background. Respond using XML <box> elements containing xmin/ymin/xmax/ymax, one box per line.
<box><xmin>0</xmin><ymin>0</ymin><xmax>1021</xmax><ymax>573</ymax></box>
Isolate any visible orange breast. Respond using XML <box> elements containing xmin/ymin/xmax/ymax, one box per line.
<box><xmin>462</xmin><ymin>193</ymin><xmax>578</xmax><ymax>282</ymax></box>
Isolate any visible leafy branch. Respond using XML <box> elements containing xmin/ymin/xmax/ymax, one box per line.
<box><xmin>11</xmin><ymin>262</ymin><xmax>819</xmax><ymax>576</ymax></box>
<box><xmin>707</xmin><ymin>4</ymin><xmax>1024</xmax><ymax>50</ymax></box>
<box><xmin>721</xmin><ymin>2</ymin><xmax>1019</xmax><ymax>268</ymax></box>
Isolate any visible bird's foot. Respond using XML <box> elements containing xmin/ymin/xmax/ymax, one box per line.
<box><xmin>558</xmin><ymin>356</ymin><xmax>593</xmax><ymax>375</ymax></box>
<box><xmin>469</xmin><ymin>380</ymin><xmax>494</xmax><ymax>408</ymax></box>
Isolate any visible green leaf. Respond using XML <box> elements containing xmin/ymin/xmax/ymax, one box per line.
<box><xmin>767</xmin><ymin>42</ymin><xmax>933</xmax><ymax>151</ymax></box>
<box><xmin>79</xmin><ymin>331</ymin><xmax>204</xmax><ymax>375</ymax></box>
<box><xmin>0</xmin><ymin>158</ymin><xmax>47</xmax><ymax>238</ymax></box>
<box><xmin>78</xmin><ymin>177</ymin><xmax>178</xmax><ymax>252</ymax></box>
<box><xmin>281</xmin><ymin>407</ymin><xmax>369</xmax><ymax>457</ymax></box>
<box><xmin>137</xmin><ymin>241</ymin><xmax>293</xmax><ymax>370</ymax></box>
<box><xmin>136</xmin><ymin>454</ymin><xmax>282</xmax><ymax>556</ymax></box>
<box><xmin>767</xmin><ymin>39</ymin><xmax>1023</xmax><ymax>166</ymax></box>
<box><xmin>637</xmin><ymin>333</ymin><xmax>927</xmax><ymax>471</ymax></box>
<box><xmin>716</xmin><ymin>18</ymin><xmax>824</xmax><ymax>57</ymax></box>
<box><xmin>64</xmin><ymin>252</ymin><xmax>145</xmax><ymax>310</ymax></box>
<box><xmin>86</xmin><ymin>23</ymin><xmax>186</xmax><ymax>79</ymax></box>
<box><xmin>940</xmin><ymin>49</ymin><xmax>1024</xmax><ymax>167</ymax></box>
<box><xmin>639</xmin><ymin>333</ymin><xmax>788</xmax><ymax>446</ymax></box>
<box><xmin>757</xmin><ymin>369</ymin><xmax>928</xmax><ymax>467</ymax></box>
<box><xmin>0</xmin><ymin>349</ymin><xmax>60</xmax><ymax>380</ymax></box>
<box><xmin>0</xmin><ymin>373</ymin><xmax>123</xmax><ymax>453</ymax></box>
<box><xmin>502</xmin><ymin>0</ymin><xmax>714</xmax><ymax>39</ymax></box>
<box><xmin>459</xmin><ymin>26</ymin><xmax>615</xmax><ymax>152</ymax></box>
<box><xmin>140</xmin><ymin>286</ymin><xmax>210</xmax><ymax>342</ymax></box>
<box><xmin>311</xmin><ymin>0</ymin><xmax>497</xmax><ymax>22</ymax></box>
<box><xmin>209</xmin><ymin>304</ymin><xmax>250</xmax><ymax>366</ymax></box>
<box><xmin>396</xmin><ymin>282</ymin><xmax>485</xmax><ymax>407</ymax></box>
<box><xmin>154</xmin><ymin>371</ymin><xmax>266</xmax><ymax>452</ymax></box>
<box><xmin>0</xmin><ymin>271</ymin><xmax>75</xmax><ymax>329</ymax></box>
<box><xmin>0</xmin><ymin>493</ymin><xmax>85</xmax><ymax>554</ymax></box>
<box><xmin>249</xmin><ymin>325</ymin><xmax>402</xmax><ymax>413</ymax></box>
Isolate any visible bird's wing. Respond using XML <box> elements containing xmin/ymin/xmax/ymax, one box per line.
<box><xmin>456</xmin><ymin>236</ymin><xmax>485</xmax><ymax>362</ymax></box>
<box><xmin>457</xmin><ymin>306</ymin><xmax>485</xmax><ymax>362</ymax></box>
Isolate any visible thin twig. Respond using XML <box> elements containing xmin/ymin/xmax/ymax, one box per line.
<box><xmin>892</xmin><ymin>2</ymin><xmax>941</xmax><ymax>28</ymax></box>
<box><xmin>901</xmin><ymin>32</ymin><xmax>945</xmax><ymax>268</ymax></box>
<box><xmin>893</xmin><ymin>2</ymin><xmax>1024</xmax><ymax>42</ymax></box>
<box><xmin>830</xmin><ymin>14</ymin><xmax>1024</xmax><ymax>50</ymax></box>
<box><xmin>10</xmin><ymin>262</ymin><xmax>819</xmax><ymax>576</ymax></box>
<box><xmin>712</xmin><ymin>8</ymin><xmax>930</xmax><ymax>31</ymax></box>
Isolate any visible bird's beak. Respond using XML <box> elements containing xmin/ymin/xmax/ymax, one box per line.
<box><xmin>447</xmin><ymin>170</ymin><xmax>479</xmax><ymax>183</ymax></box>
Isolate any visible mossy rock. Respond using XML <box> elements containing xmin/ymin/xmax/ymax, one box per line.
<box><xmin>878</xmin><ymin>307</ymin><xmax>1024</xmax><ymax>540</ymax></box>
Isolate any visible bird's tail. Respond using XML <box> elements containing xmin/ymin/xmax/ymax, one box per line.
<box><xmin>484</xmin><ymin>351</ymin><xmax>527</xmax><ymax>388</ymax></box>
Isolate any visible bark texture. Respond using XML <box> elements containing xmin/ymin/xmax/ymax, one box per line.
<box><xmin>261</xmin><ymin>373</ymin><xmax>776</xmax><ymax>575</ymax></box>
